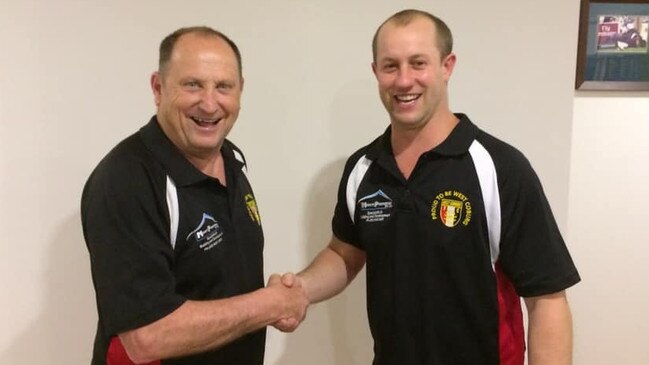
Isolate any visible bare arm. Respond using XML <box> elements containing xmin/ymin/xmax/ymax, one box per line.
<box><xmin>524</xmin><ymin>290</ymin><xmax>573</xmax><ymax>365</ymax></box>
<box><xmin>119</xmin><ymin>275</ymin><xmax>307</xmax><ymax>364</ymax></box>
<box><xmin>271</xmin><ymin>235</ymin><xmax>366</xmax><ymax>333</ymax></box>
<box><xmin>297</xmin><ymin>235</ymin><xmax>366</xmax><ymax>304</ymax></box>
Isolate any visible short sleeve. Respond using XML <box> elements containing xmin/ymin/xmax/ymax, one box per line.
<box><xmin>497</xmin><ymin>153</ymin><xmax>580</xmax><ymax>297</ymax></box>
<box><xmin>331</xmin><ymin>156</ymin><xmax>363</xmax><ymax>249</ymax></box>
<box><xmin>81</xmin><ymin>153</ymin><xmax>185</xmax><ymax>335</ymax></box>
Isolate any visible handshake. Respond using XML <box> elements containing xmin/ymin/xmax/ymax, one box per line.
<box><xmin>265</xmin><ymin>272</ymin><xmax>310</xmax><ymax>333</ymax></box>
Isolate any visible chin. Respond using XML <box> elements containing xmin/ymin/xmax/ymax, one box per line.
<box><xmin>392</xmin><ymin>117</ymin><xmax>427</xmax><ymax>129</ymax></box>
<box><xmin>391</xmin><ymin>112</ymin><xmax>420</xmax><ymax>124</ymax></box>
<box><xmin>190</xmin><ymin>137</ymin><xmax>224</xmax><ymax>151</ymax></box>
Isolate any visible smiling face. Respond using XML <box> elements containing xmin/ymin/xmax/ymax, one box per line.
<box><xmin>372</xmin><ymin>16</ymin><xmax>455</xmax><ymax>132</ymax></box>
<box><xmin>151</xmin><ymin>32</ymin><xmax>243</xmax><ymax>161</ymax></box>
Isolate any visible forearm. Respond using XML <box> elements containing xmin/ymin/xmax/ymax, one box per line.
<box><xmin>298</xmin><ymin>236</ymin><xmax>366</xmax><ymax>304</ymax></box>
<box><xmin>298</xmin><ymin>248</ymin><xmax>350</xmax><ymax>303</ymax></box>
<box><xmin>120</xmin><ymin>287</ymin><xmax>287</xmax><ymax>363</ymax></box>
<box><xmin>525</xmin><ymin>291</ymin><xmax>573</xmax><ymax>365</ymax></box>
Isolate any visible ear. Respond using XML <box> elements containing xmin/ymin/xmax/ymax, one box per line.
<box><xmin>150</xmin><ymin>72</ymin><xmax>162</xmax><ymax>107</ymax></box>
<box><xmin>441</xmin><ymin>53</ymin><xmax>457</xmax><ymax>82</ymax></box>
<box><xmin>240</xmin><ymin>76</ymin><xmax>245</xmax><ymax>92</ymax></box>
<box><xmin>371</xmin><ymin>62</ymin><xmax>378</xmax><ymax>78</ymax></box>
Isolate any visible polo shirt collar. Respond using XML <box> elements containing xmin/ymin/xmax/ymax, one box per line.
<box><xmin>430</xmin><ymin>113</ymin><xmax>478</xmax><ymax>156</ymax></box>
<box><xmin>367</xmin><ymin>113</ymin><xmax>479</xmax><ymax>161</ymax></box>
<box><xmin>139</xmin><ymin>116</ymin><xmax>241</xmax><ymax>186</ymax></box>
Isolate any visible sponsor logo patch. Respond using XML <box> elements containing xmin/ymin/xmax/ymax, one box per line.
<box><xmin>358</xmin><ymin>189</ymin><xmax>393</xmax><ymax>223</ymax></box>
<box><xmin>431</xmin><ymin>190</ymin><xmax>472</xmax><ymax>227</ymax></box>
<box><xmin>186</xmin><ymin>213</ymin><xmax>224</xmax><ymax>251</ymax></box>
<box><xmin>245</xmin><ymin>193</ymin><xmax>261</xmax><ymax>226</ymax></box>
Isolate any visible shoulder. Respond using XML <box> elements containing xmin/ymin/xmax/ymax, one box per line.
<box><xmin>475</xmin><ymin>130</ymin><xmax>527</xmax><ymax>166</ymax></box>
<box><xmin>82</xmin><ymin>131</ymin><xmax>166</xmax><ymax>209</ymax></box>
<box><xmin>341</xmin><ymin>135</ymin><xmax>382</xmax><ymax>176</ymax></box>
<box><xmin>94</xmin><ymin>132</ymin><xmax>161</xmax><ymax>178</ymax></box>
<box><xmin>473</xmin><ymin>129</ymin><xmax>538</xmax><ymax>184</ymax></box>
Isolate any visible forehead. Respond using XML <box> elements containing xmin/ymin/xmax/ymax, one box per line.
<box><xmin>376</xmin><ymin>17</ymin><xmax>439</xmax><ymax>60</ymax></box>
<box><xmin>167</xmin><ymin>33</ymin><xmax>239</xmax><ymax>77</ymax></box>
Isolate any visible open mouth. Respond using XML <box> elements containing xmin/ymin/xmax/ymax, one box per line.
<box><xmin>394</xmin><ymin>94</ymin><xmax>421</xmax><ymax>105</ymax></box>
<box><xmin>190</xmin><ymin>116</ymin><xmax>222</xmax><ymax>127</ymax></box>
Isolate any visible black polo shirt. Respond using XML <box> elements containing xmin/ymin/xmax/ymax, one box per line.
<box><xmin>81</xmin><ymin>116</ymin><xmax>265</xmax><ymax>365</ymax></box>
<box><xmin>332</xmin><ymin>114</ymin><xmax>580</xmax><ymax>365</ymax></box>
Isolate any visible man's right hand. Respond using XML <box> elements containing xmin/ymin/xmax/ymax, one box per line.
<box><xmin>266</xmin><ymin>273</ymin><xmax>308</xmax><ymax>332</ymax></box>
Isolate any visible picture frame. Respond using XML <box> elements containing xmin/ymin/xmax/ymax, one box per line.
<box><xmin>575</xmin><ymin>0</ymin><xmax>649</xmax><ymax>90</ymax></box>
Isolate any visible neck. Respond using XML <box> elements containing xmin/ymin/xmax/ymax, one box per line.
<box><xmin>390</xmin><ymin>112</ymin><xmax>458</xmax><ymax>180</ymax></box>
<box><xmin>391</xmin><ymin>112</ymin><xmax>459</xmax><ymax>156</ymax></box>
<box><xmin>186</xmin><ymin>150</ymin><xmax>227</xmax><ymax>185</ymax></box>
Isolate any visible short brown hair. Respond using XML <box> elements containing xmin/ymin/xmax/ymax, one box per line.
<box><xmin>158</xmin><ymin>26</ymin><xmax>242</xmax><ymax>79</ymax></box>
<box><xmin>372</xmin><ymin>9</ymin><xmax>453</xmax><ymax>61</ymax></box>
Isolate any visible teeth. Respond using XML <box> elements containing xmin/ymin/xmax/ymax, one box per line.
<box><xmin>192</xmin><ymin>116</ymin><xmax>219</xmax><ymax>124</ymax></box>
<box><xmin>395</xmin><ymin>94</ymin><xmax>420</xmax><ymax>102</ymax></box>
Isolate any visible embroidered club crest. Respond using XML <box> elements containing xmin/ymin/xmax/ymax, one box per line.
<box><xmin>245</xmin><ymin>193</ymin><xmax>261</xmax><ymax>226</ymax></box>
<box><xmin>440</xmin><ymin>198</ymin><xmax>463</xmax><ymax>227</ymax></box>
<box><xmin>431</xmin><ymin>190</ymin><xmax>473</xmax><ymax>228</ymax></box>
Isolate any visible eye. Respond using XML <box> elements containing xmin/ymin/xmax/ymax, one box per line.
<box><xmin>184</xmin><ymin>80</ymin><xmax>201</xmax><ymax>90</ymax></box>
<box><xmin>216</xmin><ymin>82</ymin><xmax>234</xmax><ymax>92</ymax></box>
<box><xmin>412</xmin><ymin>60</ymin><xmax>427</xmax><ymax>69</ymax></box>
<box><xmin>382</xmin><ymin>63</ymin><xmax>397</xmax><ymax>72</ymax></box>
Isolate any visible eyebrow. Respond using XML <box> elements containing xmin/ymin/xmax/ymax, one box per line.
<box><xmin>408</xmin><ymin>54</ymin><xmax>429</xmax><ymax>60</ymax></box>
<box><xmin>379</xmin><ymin>53</ymin><xmax>429</xmax><ymax>63</ymax></box>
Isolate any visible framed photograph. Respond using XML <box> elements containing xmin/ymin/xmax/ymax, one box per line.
<box><xmin>576</xmin><ymin>0</ymin><xmax>649</xmax><ymax>90</ymax></box>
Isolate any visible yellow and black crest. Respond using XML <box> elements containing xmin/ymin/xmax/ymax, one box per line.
<box><xmin>431</xmin><ymin>190</ymin><xmax>472</xmax><ymax>228</ymax></box>
<box><xmin>245</xmin><ymin>193</ymin><xmax>261</xmax><ymax>226</ymax></box>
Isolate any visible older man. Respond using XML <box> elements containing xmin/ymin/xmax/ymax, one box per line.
<box><xmin>82</xmin><ymin>27</ymin><xmax>307</xmax><ymax>365</ymax></box>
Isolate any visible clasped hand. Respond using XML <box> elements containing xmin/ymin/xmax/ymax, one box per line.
<box><xmin>266</xmin><ymin>273</ymin><xmax>309</xmax><ymax>332</ymax></box>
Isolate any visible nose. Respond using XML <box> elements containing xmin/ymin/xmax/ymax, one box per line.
<box><xmin>198</xmin><ymin>88</ymin><xmax>219</xmax><ymax>114</ymax></box>
<box><xmin>394</xmin><ymin>67</ymin><xmax>414</xmax><ymax>89</ymax></box>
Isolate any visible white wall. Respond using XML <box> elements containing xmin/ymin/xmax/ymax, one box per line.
<box><xmin>2</xmin><ymin>0</ymin><xmax>646</xmax><ymax>364</ymax></box>
<box><xmin>569</xmin><ymin>96</ymin><xmax>649</xmax><ymax>365</ymax></box>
